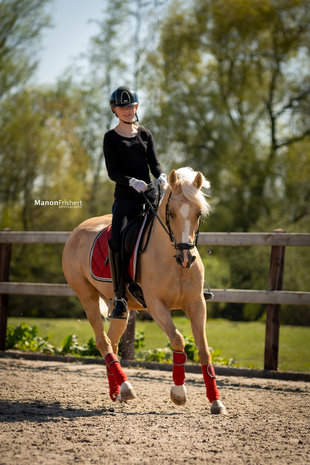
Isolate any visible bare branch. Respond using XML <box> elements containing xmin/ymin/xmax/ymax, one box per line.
<box><xmin>275</xmin><ymin>87</ymin><xmax>310</xmax><ymax>118</ymax></box>
<box><xmin>275</xmin><ymin>128</ymin><xmax>310</xmax><ymax>149</ymax></box>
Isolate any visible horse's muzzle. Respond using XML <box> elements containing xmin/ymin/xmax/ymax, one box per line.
<box><xmin>174</xmin><ymin>243</ymin><xmax>196</xmax><ymax>269</ymax></box>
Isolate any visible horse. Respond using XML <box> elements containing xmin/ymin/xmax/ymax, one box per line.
<box><xmin>62</xmin><ymin>167</ymin><xmax>227</xmax><ymax>414</ymax></box>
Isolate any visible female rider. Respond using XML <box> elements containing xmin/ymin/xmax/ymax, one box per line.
<box><xmin>103</xmin><ymin>86</ymin><xmax>168</xmax><ymax>319</ymax></box>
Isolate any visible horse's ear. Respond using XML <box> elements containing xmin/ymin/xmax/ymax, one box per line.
<box><xmin>193</xmin><ymin>172</ymin><xmax>203</xmax><ymax>190</ymax></box>
<box><xmin>168</xmin><ymin>169</ymin><xmax>178</xmax><ymax>189</ymax></box>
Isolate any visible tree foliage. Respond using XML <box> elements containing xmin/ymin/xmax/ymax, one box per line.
<box><xmin>0</xmin><ymin>0</ymin><xmax>51</xmax><ymax>98</ymax></box>
<box><xmin>148</xmin><ymin>0</ymin><xmax>310</xmax><ymax>232</ymax></box>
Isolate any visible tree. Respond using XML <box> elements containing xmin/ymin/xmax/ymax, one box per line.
<box><xmin>0</xmin><ymin>84</ymin><xmax>91</xmax><ymax>231</ymax></box>
<box><xmin>0</xmin><ymin>0</ymin><xmax>52</xmax><ymax>228</ymax></box>
<box><xmin>149</xmin><ymin>0</ymin><xmax>310</xmax><ymax>232</ymax></box>
<box><xmin>0</xmin><ymin>0</ymin><xmax>51</xmax><ymax>99</ymax></box>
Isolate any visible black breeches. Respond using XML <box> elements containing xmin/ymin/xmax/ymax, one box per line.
<box><xmin>110</xmin><ymin>198</ymin><xmax>144</xmax><ymax>251</ymax></box>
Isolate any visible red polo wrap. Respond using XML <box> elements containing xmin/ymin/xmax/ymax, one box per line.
<box><xmin>172</xmin><ymin>350</ymin><xmax>187</xmax><ymax>386</ymax></box>
<box><xmin>106</xmin><ymin>368</ymin><xmax>120</xmax><ymax>401</ymax></box>
<box><xmin>105</xmin><ymin>353</ymin><xmax>128</xmax><ymax>387</ymax></box>
<box><xmin>202</xmin><ymin>364</ymin><xmax>220</xmax><ymax>403</ymax></box>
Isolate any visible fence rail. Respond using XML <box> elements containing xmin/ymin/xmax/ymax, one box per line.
<box><xmin>1</xmin><ymin>229</ymin><xmax>310</xmax><ymax>371</ymax></box>
<box><xmin>1</xmin><ymin>230</ymin><xmax>310</xmax><ymax>246</ymax></box>
<box><xmin>0</xmin><ymin>282</ymin><xmax>309</xmax><ymax>305</ymax></box>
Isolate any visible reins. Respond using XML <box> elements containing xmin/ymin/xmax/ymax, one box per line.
<box><xmin>141</xmin><ymin>189</ymin><xmax>171</xmax><ymax>240</ymax></box>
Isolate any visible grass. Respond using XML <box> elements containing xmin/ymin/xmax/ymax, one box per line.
<box><xmin>7</xmin><ymin>316</ymin><xmax>310</xmax><ymax>372</ymax></box>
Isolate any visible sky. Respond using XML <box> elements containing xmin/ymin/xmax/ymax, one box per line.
<box><xmin>34</xmin><ymin>0</ymin><xmax>104</xmax><ymax>84</ymax></box>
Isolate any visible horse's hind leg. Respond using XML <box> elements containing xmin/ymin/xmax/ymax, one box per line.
<box><xmin>78</xmin><ymin>291</ymin><xmax>112</xmax><ymax>357</ymax></box>
<box><xmin>106</xmin><ymin>314</ymin><xmax>137</xmax><ymax>401</ymax></box>
<box><xmin>76</xmin><ymin>288</ymin><xmax>135</xmax><ymax>402</ymax></box>
<box><xmin>108</xmin><ymin>318</ymin><xmax>128</xmax><ymax>354</ymax></box>
<box><xmin>187</xmin><ymin>298</ymin><xmax>227</xmax><ymax>415</ymax></box>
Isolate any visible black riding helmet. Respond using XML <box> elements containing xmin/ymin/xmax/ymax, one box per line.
<box><xmin>110</xmin><ymin>86</ymin><xmax>139</xmax><ymax>107</ymax></box>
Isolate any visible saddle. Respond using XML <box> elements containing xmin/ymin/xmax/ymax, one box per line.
<box><xmin>90</xmin><ymin>213</ymin><xmax>151</xmax><ymax>307</ymax></box>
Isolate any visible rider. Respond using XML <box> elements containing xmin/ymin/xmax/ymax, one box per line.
<box><xmin>103</xmin><ymin>85</ymin><xmax>168</xmax><ymax>319</ymax></box>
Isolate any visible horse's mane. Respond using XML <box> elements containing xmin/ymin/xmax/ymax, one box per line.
<box><xmin>175</xmin><ymin>167</ymin><xmax>212</xmax><ymax>216</ymax></box>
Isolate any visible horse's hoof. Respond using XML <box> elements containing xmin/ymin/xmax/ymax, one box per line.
<box><xmin>210</xmin><ymin>399</ymin><xmax>227</xmax><ymax>415</ymax></box>
<box><xmin>120</xmin><ymin>381</ymin><xmax>136</xmax><ymax>402</ymax></box>
<box><xmin>170</xmin><ymin>384</ymin><xmax>187</xmax><ymax>405</ymax></box>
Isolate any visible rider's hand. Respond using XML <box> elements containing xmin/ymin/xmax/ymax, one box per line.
<box><xmin>157</xmin><ymin>173</ymin><xmax>168</xmax><ymax>189</ymax></box>
<box><xmin>129</xmin><ymin>178</ymin><xmax>148</xmax><ymax>193</ymax></box>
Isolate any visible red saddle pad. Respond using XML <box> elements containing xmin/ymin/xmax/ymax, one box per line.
<box><xmin>90</xmin><ymin>225</ymin><xmax>112</xmax><ymax>282</ymax></box>
<box><xmin>89</xmin><ymin>214</ymin><xmax>148</xmax><ymax>283</ymax></box>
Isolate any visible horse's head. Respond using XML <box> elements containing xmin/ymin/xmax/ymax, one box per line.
<box><xmin>164</xmin><ymin>167</ymin><xmax>211</xmax><ymax>269</ymax></box>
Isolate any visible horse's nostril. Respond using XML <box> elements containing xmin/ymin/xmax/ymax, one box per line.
<box><xmin>175</xmin><ymin>254</ymin><xmax>183</xmax><ymax>267</ymax></box>
<box><xmin>174</xmin><ymin>250</ymin><xmax>196</xmax><ymax>268</ymax></box>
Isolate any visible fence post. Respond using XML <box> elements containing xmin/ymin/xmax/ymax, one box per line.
<box><xmin>264</xmin><ymin>229</ymin><xmax>286</xmax><ymax>371</ymax></box>
<box><xmin>120</xmin><ymin>311</ymin><xmax>136</xmax><ymax>360</ymax></box>
<box><xmin>0</xmin><ymin>229</ymin><xmax>12</xmax><ymax>351</ymax></box>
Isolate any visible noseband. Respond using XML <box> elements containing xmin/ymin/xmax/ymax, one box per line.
<box><xmin>165</xmin><ymin>192</ymin><xmax>201</xmax><ymax>269</ymax></box>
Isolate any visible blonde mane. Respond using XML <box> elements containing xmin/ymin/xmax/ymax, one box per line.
<box><xmin>175</xmin><ymin>167</ymin><xmax>212</xmax><ymax>216</ymax></box>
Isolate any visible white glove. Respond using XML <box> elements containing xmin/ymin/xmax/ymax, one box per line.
<box><xmin>129</xmin><ymin>178</ymin><xmax>148</xmax><ymax>193</ymax></box>
<box><xmin>157</xmin><ymin>173</ymin><xmax>168</xmax><ymax>189</ymax></box>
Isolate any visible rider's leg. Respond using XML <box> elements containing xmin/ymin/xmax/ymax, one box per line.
<box><xmin>108</xmin><ymin>241</ymin><xmax>128</xmax><ymax>319</ymax></box>
<box><xmin>109</xmin><ymin>198</ymin><xmax>144</xmax><ymax>319</ymax></box>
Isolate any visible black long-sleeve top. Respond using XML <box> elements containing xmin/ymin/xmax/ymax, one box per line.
<box><xmin>103</xmin><ymin>126</ymin><xmax>163</xmax><ymax>200</ymax></box>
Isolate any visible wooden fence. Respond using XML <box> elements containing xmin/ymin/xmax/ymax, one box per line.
<box><xmin>1</xmin><ymin>229</ymin><xmax>310</xmax><ymax>371</ymax></box>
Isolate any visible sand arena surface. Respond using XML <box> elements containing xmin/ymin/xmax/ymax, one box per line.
<box><xmin>0</xmin><ymin>357</ymin><xmax>309</xmax><ymax>465</ymax></box>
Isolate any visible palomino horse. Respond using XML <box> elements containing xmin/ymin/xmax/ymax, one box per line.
<box><xmin>62</xmin><ymin>167</ymin><xmax>227</xmax><ymax>414</ymax></box>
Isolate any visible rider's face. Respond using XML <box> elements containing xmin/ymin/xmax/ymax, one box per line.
<box><xmin>113</xmin><ymin>105</ymin><xmax>138</xmax><ymax>123</ymax></box>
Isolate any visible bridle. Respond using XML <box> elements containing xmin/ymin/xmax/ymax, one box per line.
<box><xmin>142</xmin><ymin>189</ymin><xmax>202</xmax><ymax>269</ymax></box>
<box><xmin>166</xmin><ymin>192</ymin><xmax>201</xmax><ymax>268</ymax></box>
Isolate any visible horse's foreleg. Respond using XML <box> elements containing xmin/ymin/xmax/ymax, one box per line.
<box><xmin>188</xmin><ymin>298</ymin><xmax>227</xmax><ymax>415</ymax></box>
<box><xmin>170</xmin><ymin>350</ymin><xmax>187</xmax><ymax>405</ymax></box>
<box><xmin>149</xmin><ymin>301</ymin><xmax>187</xmax><ymax>405</ymax></box>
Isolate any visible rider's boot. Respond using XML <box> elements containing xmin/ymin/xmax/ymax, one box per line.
<box><xmin>108</xmin><ymin>241</ymin><xmax>128</xmax><ymax>320</ymax></box>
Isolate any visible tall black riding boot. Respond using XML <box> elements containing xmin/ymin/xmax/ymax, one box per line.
<box><xmin>108</xmin><ymin>241</ymin><xmax>128</xmax><ymax>319</ymax></box>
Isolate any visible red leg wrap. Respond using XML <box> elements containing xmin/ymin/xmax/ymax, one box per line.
<box><xmin>202</xmin><ymin>364</ymin><xmax>220</xmax><ymax>403</ymax></box>
<box><xmin>172</xmin><ymin>351</ymin><xmax>187</xmax><ymax>386</ymax></box>
<box><xmin>106</xmin><ymin>367</ymin><xmax>120</xmax><ymax>401</ymax></box>
<box><xmin>105</xmin><ymin>353</ymin><xmax>128</xmax><ymax>387</ymax></box>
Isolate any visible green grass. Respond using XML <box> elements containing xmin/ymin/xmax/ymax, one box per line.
<box><xmin>7</xmin><ymin>317</ymin><xmax>95</xmax><ymax>347</ymax></box>
<box><xmin>7</xmin><ymin>316</ymin><xmax>310</xmax><ymax>372</ymax></box>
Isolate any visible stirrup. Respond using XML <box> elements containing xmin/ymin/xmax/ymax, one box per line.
<box><xmin>109</xmin><ymin>297</ymin><xmax>129</xmax><ymax>320</ymax></box>
<box><xmin>203</xmin><ymin>290</ymin><xmax>214</xmax><ymax>300</ymax></box>
<box><xmin>203</xmin><ymin>281</ymin><xmax>214</xmax><ymax>300</ymax></box>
